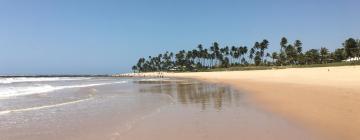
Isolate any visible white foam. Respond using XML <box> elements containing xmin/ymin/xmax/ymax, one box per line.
<box><xmin>0</xmin><ymin>97</ymin><xmax>93</xmax><ymax>115</ymax></box>
<box><xmin>0</xmin><ymin>81</ymin><xmax>127</xmax><ymax>98</ymax></box>
<box><xmin>0</xmin><ymin>77</ymin><xmax>91</xmax><ymax>84</ymax></box>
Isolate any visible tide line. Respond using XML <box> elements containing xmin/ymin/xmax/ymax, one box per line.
<box><xmin>0</xmin><ymin>97</ymin><xmax>93</xmax><ymax>115</ymax></box>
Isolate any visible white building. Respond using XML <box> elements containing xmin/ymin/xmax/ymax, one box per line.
<box><xmin>344</xmin><ymin>57</ymin><xmax>360</xmax><ymax>62</ymax></box>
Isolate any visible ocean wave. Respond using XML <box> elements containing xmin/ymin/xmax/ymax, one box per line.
<box><xmin>0</xmin><ymin>77</ymin><xmax>91</xmax><ymax>84</ymax></box>
<box><xmin>0</xmin><ymin>81</ymin><xmax>127</xmax><ymax>98</ymax></box>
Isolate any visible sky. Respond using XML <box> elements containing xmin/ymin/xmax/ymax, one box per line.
<box><xmin>0</xmin><ymin>0</ymin><xmax>359</xmax><ymax>75</ymax></box>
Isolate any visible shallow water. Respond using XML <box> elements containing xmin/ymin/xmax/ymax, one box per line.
<box><xmin>0</xmin><ymin>77</ymin><xmax>318</xmax><ymax>140</ymax></box>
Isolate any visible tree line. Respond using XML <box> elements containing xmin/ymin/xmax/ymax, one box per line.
<box><xmin>132</xmin><ymin>37</ymin><xmax>360</xmax><ymax>72</ymax></box>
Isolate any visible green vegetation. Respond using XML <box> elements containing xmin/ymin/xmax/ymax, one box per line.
<box><xmin>132</xmin><ymin>37</ymin><xmax>360</xmax><ymax>72</ymax></box>
<box><xmin>204</xmin><ymin>61</ymin><xmax>360</xmax><ymax>72</ymax></box>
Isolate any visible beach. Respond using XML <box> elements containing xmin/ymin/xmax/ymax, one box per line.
<box><xmin>0</xmin><ymin>77</ymin><xmax>319</xmax><ymax>140</ymax></box>
<box><xmin>2</xmin><ymin>65</ymin><xmax>359</xmax><ymax>140</ymax></box>
<box><xmin>2</xmin><ymin>0</ymin><xmax>359</xmax><ymax>139</ymax></box>
<box><xmin>153</xmin><ymin>66</ymin><xmax>360</xmax><ymax>140</ymax></box>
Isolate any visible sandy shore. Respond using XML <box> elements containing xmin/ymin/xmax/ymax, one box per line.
<box><xmin>133</xmin><ymin>66</ymin><xmax>360</xmax><ymax>140</ymax></box>
<box><xmin>1</xmin><ymin>77</ymin><xmax>318</xmax><ymax>140</ymax></box>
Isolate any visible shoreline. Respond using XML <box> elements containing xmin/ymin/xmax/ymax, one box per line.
<box><xmin>128</xmin><ymin>66</ymin><xmax>360</xmax><ymax>140</ymax></box>
<box><xmin>1</xmin><ymin>77</ymin><xmax>319</xmax><ymax>140</ymax></box>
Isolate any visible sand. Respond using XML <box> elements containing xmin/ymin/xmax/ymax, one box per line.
<box><xmin>140</xmin><ymin>66</ymin><xmax>360</xmax><ymax>140</ymax></box>
<box><xmin>1</xmin><ymin>78</ymin><xmax>319</xmax><ymax>140</ymax></box>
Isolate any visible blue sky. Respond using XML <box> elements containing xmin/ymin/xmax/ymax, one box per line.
<box><xmin>0</xmin><ymin>0</ymin><xmax>359</xmax><ymax>75</ymax></box>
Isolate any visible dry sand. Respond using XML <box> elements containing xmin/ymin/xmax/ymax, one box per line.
<box><xmin>138</xmin><ymin>66</ymin><xmax>360</xmax><ymax>140</ymax></box>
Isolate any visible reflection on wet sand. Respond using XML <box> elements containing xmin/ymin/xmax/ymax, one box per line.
<box><xmin>137</xmin><ymin>79</ymin><xmax>241</xmax><ymax>111</ymax></box>
<box><xmin>118</xmin><ymin>78</ymin><xmax>319</xmax><ymax>140</ymax></box>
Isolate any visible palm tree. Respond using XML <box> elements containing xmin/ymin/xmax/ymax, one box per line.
<box><xmin>197</xmin><ymin>44</ymin><xmax>203</xmax><ymax>51</ymax></box>
<box><xmin>191</xmin><ymin>49</ymin><xmax>198</xmax><ymax>64</ymax></box>
<box><xmin>197</xmin><ymin>44</ymin><xmax>205</xmax><ymax>66</ymax></box>
<box><xmin>210</xmin><ymin>45</ymin><xmax>215</xmax><ymax>67</ymax></box>
<box><xmin>333</xmin><ymin>48</ymin><xmax>346</xmax><ymax>62</ymax></box>
<box><xmin>224</xmin><ymin>46</ymin><xmax>230</xmax><ymax>56</ymax></box>
<box><xmin>294</xmin><ymin>40</ymin><xmax>303</xmax><ymax>54</ymax></box>
<box><xmin>187</xmin><ymin>50</ymin><xmax>193</xmax><ymax>63</ymax></box>
<box><xmin>132</xmin><ymin>65</ymin><xmax>137</xmax><ymax>73</ymax></box>
<box><xmin>251</xmin><ymin>42</ymin><xmax>263</xmax><ymax>65</ymax></box>
<box><xmin>240</xmin><ymin>46</ymin><xmax>248</xmax><ymax>65</ymax></box>
<box><xmin>343</xmin><ymin>38</ymin><xmax>358</xmax><ymax>58</ymax></box>
<box><xmin>210</xmin><ymin>53</ymin><xmax>216</xmax><ymax>68</ymax></box>
<box><xmin>201</xmin><ymin>49</ymin><xmax>208</xmax><ymax>67</ymax></box>
<box><xmin>294</xmin><ymin>40</ymin><xmax>303</xmax><ymax>64</ymax></box>
<box><xmin>219</xmin><ymin>46</ymin><xmax>229</xmax><ymax>66</ymax></box>
<box><xmin>175</xmin><ymin>50</ymin><xmax>186</xmax><ymax>71</ymax></box>
<box><xmin>223</xmin><ymin>46</ymin><xmax>230</xmax><ymax>65</ymax></box>
<box><xmin>234</xmin><ymin>46</ymin><xmax>241</xmax><ymax>64</ymax></box>
<box><xmin>163</xmin><ymin>51</ymin><xmax>174</xmax><ymax>71</ymax></box>
<box><xmin>249</xmin><ymin>47</ymin><xmax>255</xmax><ymax>64</ymax></box>
<box><xmin>223</xmin><ymin>57</ymin><xmax>230</xmax><ymax>68</ymax></box>
<box><xmin>271</xmin><ymin>52</ymin><xmax>278</xmax><ymax>64</ymax></box>
<box><xmin>305</xmin><ymin>49</ymin><xmax>320</xmax><ymax>64</ymax></box>
<box><xmin>230</xmin><ymin>46</ymin><xmax>237</xmax><ymax>65</ymax></box>
<box><xmin>203</xmin><ymin>49</ymin><xmax>209</xmax><ymax>67</ymax></box>
<box><xmin>136</xmin><ymin>58</ymin><xmax>146</xmax><ymax>72</ymax></box>
<box><xmin>279</xmin><ymin>51</ymin><xmax>286</xmax><ymax>65</ymax></box>
<box><xmin>254</xmin><ymin>51</ymin><xmax>262</xmax><ymax>66</ymax></box>
<box><xmin>214</xmin><ymin>42</ymin><xmax>220</xmax><ymax>66</ymax></box>
<box><xmin>241</xmin><ymin>57</ymin><xmax>247</xmax><ymax>65</ymax></box>
<box><xmin>185</xmin><ymin>50</ymin><xmax>195</xmax><ymax>70</ymax></box>
<box><xmin>134</xmin><ymin>38</ymin><xmax>360</xmax><ymax>72</ymax></box>
<box><xmin>260</xmin><ymin>39</ymin><xmax>269</xmax><ymax>63</ymax></box>
<box><xmin>279</xmin><ymin>37</ymin><xmax>288</xmax><ymax>65</ymax></box>
<box><xmin>286</xmin><ymin>44</ymin><xmax>298</xmax><ymax>65</ymax></box>
<box><xmin>320</xmin><ymin>47</ymin><xmax>329</xmax><ymax>63</ymax></box>
<box><xmin>280</xmin><ymin>37</ymin><xmax>288</xmax><ymax>52</ymax></box>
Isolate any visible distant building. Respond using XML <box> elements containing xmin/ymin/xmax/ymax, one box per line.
<box><xmin>343</xmin><ymin>57</ymin><xmax>360</xmax><ymax>62</ymax></box>
<box><xmin>169</xmin><ymin>66</ymin><xmax>179</xmax><ymax>71</ymax></box>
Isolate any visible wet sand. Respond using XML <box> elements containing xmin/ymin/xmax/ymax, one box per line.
<box><xmin>157</xmin><ymin>66</ymin><xmax>360</xmax><ymax>140</ymax></box>
<box><xmin>0</xmin><ymin>78</ymin><xmax>318</xmax><ymax>140</ymax></box>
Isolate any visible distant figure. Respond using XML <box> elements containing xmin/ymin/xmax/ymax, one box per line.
<box><xmin>328</xmin><ymin>69</ymin><xmax>330</xmax><ymax>72</ymax></box>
